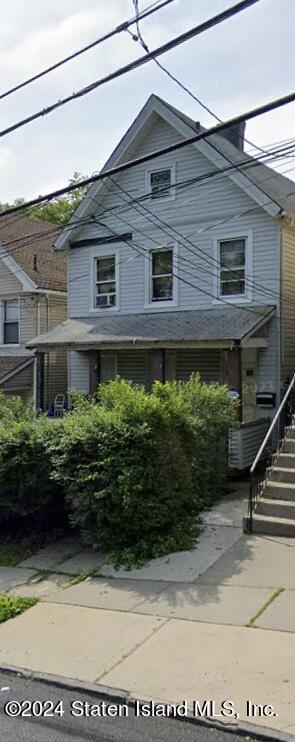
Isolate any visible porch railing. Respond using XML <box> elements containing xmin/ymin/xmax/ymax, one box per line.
<box><xmin>246</xmin><ymin>372</ymin><xmax>295</xmax><ymax>532</ymax></box>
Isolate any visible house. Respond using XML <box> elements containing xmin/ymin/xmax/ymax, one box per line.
<box><xmin>0</xmin><ymin>215</ymin><xmax>67</xmax><ymax>406</ymax></box>
<box><xmin>27</xmin><ymin>95</ymin><xmax>295</xmax><ymax>466</ymax></box>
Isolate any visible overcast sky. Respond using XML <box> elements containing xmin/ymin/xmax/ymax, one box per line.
<box><xmin>0</xmin><ymin>0</ymin><xmax>294</xmax><ymax>202</ymax></box>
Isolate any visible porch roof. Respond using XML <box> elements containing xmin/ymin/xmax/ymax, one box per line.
<box><xmin>27</xmin><ymin>305</ymin><xmax>275</xmax><ymax>351</ymax></box>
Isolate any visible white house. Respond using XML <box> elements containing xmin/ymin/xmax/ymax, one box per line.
<box><xmin>28</xmin><ymin>95</ymin><xmax>295</xmax><ymax>466</ymax></box>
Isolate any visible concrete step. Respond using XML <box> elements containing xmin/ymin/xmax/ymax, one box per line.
<box><xmin>256</xmin><ymin>497</ymin><xmax>295</xmax><ymax>519</ymax></box>
<box><xmin>275</xmin><ymin>453</ymin><xmax>295</xmax><ymax>468</ymax></box>
<box><xmin>269</xmin><ymin>467</ymin><xmax>295</xmax><ymax>484</ymax></box>
<box><xmin>248</xmin><ymin>513</ymin><xmax>295</xmax><ymax>536</ymax></box>
<box><xmin>264</xmin><ymin>480</ymin><xmax>295</xmax><ymax>501</ymax></box>
<box><xmin>284</xmin><ymin>438</ymin><xmax>295</xmax><ymax>453</ymax></box>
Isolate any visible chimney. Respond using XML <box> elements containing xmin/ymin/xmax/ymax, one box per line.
<box><xmin>221</xmin><ymin>121</ymin><xmax>246</xmax><ymax>151</ymax></box>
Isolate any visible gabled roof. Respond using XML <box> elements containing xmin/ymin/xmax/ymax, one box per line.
<box><xmin>54</xmin><ymin>94</ymin><xmax>295</xmax><ymax>251</ymax></box>
<box><xmin>0</xmin><ymin>216</ymin><xmax>66</xmax><ymax>291</ymax></box>
<box><xmin>27</xmin><ymin>305</ymin><xmax>275</xmax><ymax>350</ymax></box>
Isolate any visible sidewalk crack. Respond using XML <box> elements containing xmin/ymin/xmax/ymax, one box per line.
<box><xmin>95</xmin><ymin>617</ymin><xmax>170</xmax><ymax>683</ymax></box>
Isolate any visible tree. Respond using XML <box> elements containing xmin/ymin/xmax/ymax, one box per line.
<box><xmin>0</xmin><ymin>172</ymin><xmax>89</xmax><ymax>226</ymax></box>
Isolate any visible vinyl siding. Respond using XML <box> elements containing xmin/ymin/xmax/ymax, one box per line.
<box><xmin>0</xmin><ymin>259</ymin><xmax>22</xmax><ymax>293</ymax></box>
<box><xmin>281</xmin><ymin>223</ymin><xmax>295</xmax><ymax>382</ymax></box>
<box><xmin>69</xmin><ymin>350</ymin><xmax>90</xmax><ymax>392</ymax></box>
<box><xmin>0</xmin><ymin>361</ymin><xmax>34</xmax><ymax>399</ymax></box>
<box><xmin>67</xmin><ymin>115</ymin><xmax>280</xmax><ymax>401</ymax></box>
<box><xmin>69</xmin><ymin>116</ymin><xmax>280</xmax><ymax>319</ymax></box>
<box><xmin>41</xmin><ymin>295</ymin><xmax>68</xmax><ymax>406</ymax></box>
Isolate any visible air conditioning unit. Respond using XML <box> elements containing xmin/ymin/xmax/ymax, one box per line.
<box><xmin>97</xmin><ymin>293</ymin><xmax>116</xmax><ymax>308</ymax></box>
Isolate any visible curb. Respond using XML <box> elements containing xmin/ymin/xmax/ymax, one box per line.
<box><xmin>0</xmin><ymin>664</ymin><xmax>293</xmax><ymax>742</ymax></box>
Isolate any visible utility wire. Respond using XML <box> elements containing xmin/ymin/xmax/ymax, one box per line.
<box><xmin>130</xmin><ymin>0</ymin><xmax>267</xmax><ymax>155</ymax></box>
<box><xmin>0</xmin><ymin>0</ymin><xmax>261</xmax><ymax>141</ymax></box>
<box><xmin>1</xmin><ymin>139</ymin><xmax>295</xmax><ymax>263</ymax></box>
<box><xmin>0</xmin><ymin>0</ymin><xmax>174</xmax><ymax>101</ymax></box>
<box><xmin>0</xmin><ymin>89</ymin><xmax>294</xmax><ymax>220</ymax></box>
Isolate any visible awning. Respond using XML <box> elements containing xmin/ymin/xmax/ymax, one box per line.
<box><xmin>27</xmin><ymin>305</ymin><xmax>275</xmax><ymax>351</ymax></box>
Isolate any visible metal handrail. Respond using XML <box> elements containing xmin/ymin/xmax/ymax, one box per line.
<box><xmin>250</xmin><ymin>372</ymin><xmax>295</xmax><ymax>475</ymax></box>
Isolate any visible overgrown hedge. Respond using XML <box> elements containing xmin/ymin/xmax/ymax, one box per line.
<box><xmin>0</xmin><ymin>377</ymin><xmax>237</xmax><ymax>566</ymax></box>
<box><xmin>0</xmin><ymin>400</ymin><xmax>65</xmax><ymax>534</ymax></box>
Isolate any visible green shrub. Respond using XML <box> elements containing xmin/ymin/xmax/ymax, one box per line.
<box><xmin>0</xmin><ymin>392</ymin><xmax>34</xmax><ymax>422</ymax></box>
<box><xmin>0</xmin><ymin>594</ymin><xmax>37</xmax><ymax>623</ymax></box>
<box><xmin>0</xmin><ymin>417</ymin><xmax>66</xmax><ymax>535</ymax></box>
<box><xmin>53</xmin><ymin>375</ymin><xmax>236</xmax><ymax>567</ymax></box>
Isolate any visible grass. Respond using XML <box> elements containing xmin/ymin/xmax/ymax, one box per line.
<box><xmin>0</xmin><ymin>594</ymin><xmax>37</xmax><ymax>624</ymax></box>
<box><xmin>0</xmin><ymin>528</ymin><xmax>67</xmax><ymax>567</ymax></box>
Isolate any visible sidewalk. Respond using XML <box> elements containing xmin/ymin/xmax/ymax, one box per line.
<box><xmin>0</xmin><ymin>489</ymin><xmax>294</xmax><ymax>736</ymax></box>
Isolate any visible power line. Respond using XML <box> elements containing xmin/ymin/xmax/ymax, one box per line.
<box><xmin>0</xmin><ymin>0</ymin><xmax>262</xmax><ymax>142</ymax></box>
<box><xmin>130</xmin><ymin>0</ymin><xmax>267</xmax><ymax>156</ymax></box>
<box><xmin>0</xmin><ymin>0</ymin><xmax>174</xmax><ymax>101</ymax></box>
<box><xmin>0</xmin><ymin>89</ymin><xmax>294</xmax><ymax>220</ymax></box>
<box><xmin>1</xmin><ymin>138</ymin><xmax>295</xmax><ymax>265</ymax></box>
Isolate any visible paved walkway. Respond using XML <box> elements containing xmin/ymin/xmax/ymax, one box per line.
<box><xmin>0</xmin><ymin>488</ymin><xmax>294</xmax><ymax>735</ymax></box>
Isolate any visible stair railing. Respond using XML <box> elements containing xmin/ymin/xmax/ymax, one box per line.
<box><xmin>246</xmin><ymin>372</ymin><xmax>295</xmax><ymax>533</ymax></box>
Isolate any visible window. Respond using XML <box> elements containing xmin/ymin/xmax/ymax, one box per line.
<box><xmin>219</xmin><ymin>238</ymin><xmax>246</xmax><ymax>297</ymax></box>
<box><xmin>3</xmin><ymin>299</ymin><xmax>19</xmax><ymax>344</ymax></box>
<box><xmin>151</xmin><ymin>248</ymin><xmax>173</xmax><ymax>302</ymax></box>
<box><xmin>150</xmin><ymin>168</ymin><xmax>172</xmax><ymax>199</ymax></box>
<box><xmin>95</xmin><ymin>255</ymin><xmax>116</xmax><ymax>308</ymax></box>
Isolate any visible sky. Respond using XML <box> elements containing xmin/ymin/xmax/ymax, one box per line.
<box><xmin>0</xmin><ymin>0</ymin><xmax>294</xmax><ymax>202</ymax></box>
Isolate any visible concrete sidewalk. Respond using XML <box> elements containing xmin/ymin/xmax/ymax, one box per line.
<box><xmin>0</xmin><ymin>491</ymin><xmax>294</xmax><ymax>735</ymax></box>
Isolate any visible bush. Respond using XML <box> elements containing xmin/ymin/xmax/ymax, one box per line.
<box><xmin>0</xmin><ymin>392</ymin><xmax>34</xmax><ymax>422</ymax></box>
<box><xmin>53</xmin><ymin>376</ymin><xmax>237</xmax><ymax>567</ymax></box>
<box><xmin>0</xmin><ymin>417</ymin><xmax>66</xmax><ymax>535</ymax></box>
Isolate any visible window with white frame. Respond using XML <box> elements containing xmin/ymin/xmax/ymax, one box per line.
<box><xmin>218</xmin><ymin>238</ymin><xmax>246</xmax><ymax>297</ymax></box>
<box><xmin>151</xmin><ymin>248</ymin><xmax>173</xmax><ymax>302</ymax></box>
<box><xmin>149</xmin><ymin>168</ymin><xmax>172</xmax><ymax>199</ymax></box>
<box><xmin>2</xmin><ymin>299</ymin><xmax>19</xmax><ymax>344</ymax></box>
<box><xmin>95</xmin><ymin>255</ymin><xmax>116</xmax><ymax>308</ymax></box>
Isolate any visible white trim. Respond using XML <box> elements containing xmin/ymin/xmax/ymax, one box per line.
<box><xmin>212</xmin><ymin>230</ymin><xmax>253</xmax><ymax>304</ymax></box>
<box><xmin>144</xmin><ymin>241</ymin><xmax>179</xmax><ymax>309</ymax></box>
<box><xmin>34</xmin><ymin>289</ymin><xmax>67</xmax><ymax>297</ymax></box>
<box><xmin>0</xmin><ymin>356</ymin><xmax>34</xmax><ymax>386</ymax></box>
<box><xmin>0</xmin><ymin>252</ymin><xmax>37</xmax><ymax>290</ymax></box>
<box><xmin>88</xmin><ymin>244</ymin><xmax>120</xmax><ymax>314</ymax></box>
<box><xmin>0</xmin><ymin>297</ymin><xmax>21</xmax><ymax>347</ymax></box>
<box><xmin>146</xmin><ymin>163</ymin><xmax>176</xmax><ymax>203</ymax></box>
<box><xmin>53</xmin><ymin>94</ymin><xmax>284</xmax><ymax>252</ymax></box>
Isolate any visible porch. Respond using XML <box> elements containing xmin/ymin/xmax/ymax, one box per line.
<box><xmin>27</xmin><ymin>305</ymin><xmax>276</xmax><ymax>466</ymax></box>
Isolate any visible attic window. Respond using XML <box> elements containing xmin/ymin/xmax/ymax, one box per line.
<box><xmin>33</xmin><ymin>255</ymin><xmax>38</xmax><ymax>271</ymax></box>
<box><xmin>148</xmin><ymin>166</ymin><xmax>175</xmax><ymax>200</ymax></box>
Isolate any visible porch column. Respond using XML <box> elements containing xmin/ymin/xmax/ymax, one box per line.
<box><xmin>228</xmin><ymin>345</ymin><xmax>242</xmax><ymax>421</ymax></box>
<box><xmin>36</xmin><ymin>352</ymin><xmax>45</xmax><ymax>412</ymax></box>
<box><xmin>150</xmin><ymin>349</ymin><xmax>165</xmax><ymax>384</ymax></box>
<box><xmin>88</xmin><ymin>350</ymin><xmax>100</xmax><ymax>394</ymax></box>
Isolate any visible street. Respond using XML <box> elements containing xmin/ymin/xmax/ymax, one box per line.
<box><xmin>0</xmin><ymin>672</ymin><xmax>263</xmax><ymax>742</ymax></box>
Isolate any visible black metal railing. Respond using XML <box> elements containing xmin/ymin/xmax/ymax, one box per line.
<box><xmin>246</xmin><ymin>373</ymin><xmax>295</xmax><ymax>533</ymax></box>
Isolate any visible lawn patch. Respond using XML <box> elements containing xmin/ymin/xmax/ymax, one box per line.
<box><xmin>0</xmin><ymin>594</ymin><xmax>37</xmax><ymax>623</ymax></box>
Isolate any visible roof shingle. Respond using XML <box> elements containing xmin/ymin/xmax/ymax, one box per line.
<box><xmin>0</xmin><ymin>215</ymin><xmax>66</xmax><ymax>291</ymax></box>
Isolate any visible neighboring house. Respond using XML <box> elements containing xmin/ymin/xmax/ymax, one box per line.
<box><xmin>0</xmin><ymin>216</ymin><xmax>67</xmax><ymax>406</ymax></box>
<box><xmin>28</xmin><ymin>95</ymin><xmax>295</xmax><ymax>466</ymax></box>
